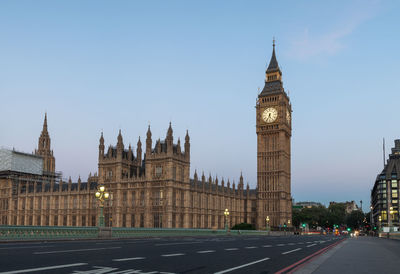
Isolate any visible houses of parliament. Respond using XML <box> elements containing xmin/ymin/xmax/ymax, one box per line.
<box><xmin>0</xmin><ymin>44</ymin><xmax>292</xmax><ymax>229</ymax></box>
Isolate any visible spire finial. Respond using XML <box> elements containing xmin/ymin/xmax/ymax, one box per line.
<box><xmin>43</xmin><ymin>112</ymin><xmax>48</xmax><ymax>132</ymax></box>
<box><xmin>273</xmin><ymin>37</ymin><xmax>275</xmax><ymax>48</ymax></box>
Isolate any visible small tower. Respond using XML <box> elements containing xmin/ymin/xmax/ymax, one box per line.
<box><xmin>146</xmin><ymin>125</ymin><xmax>152</xmax><ymax>155</ymax></box>
<box><xmin>117</xmin><ymin>129</ymin><xmax>124</xmax><ymax>156</ymax></box>
<box><xmin>166</xmin><ymin>122</ymin><xmax>173</xmax><ymax>154</ymax></box>
<box><xmin>35</xmin><ymin>113</ymin><xmax>55</xmax><ymax>173</ymax></box>
<box><xmin>185</xmin><ymin>130</ymin><xmax>190</xmax><ymax>159</ymax></box>
<box><xmin>99</xmin><ymin>132</ymin><xmax>105</xmax><ymax>160</ymax></box>
<box><xmin>137</xmin><ymin>137</ymin><xmax>142</xmax><ymax>164</ymax></box>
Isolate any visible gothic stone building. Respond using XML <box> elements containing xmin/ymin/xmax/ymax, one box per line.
<box><xmin>0</xmin><ymin>45</ymin><xmax>292</xmax><ymax>229</ymax></box>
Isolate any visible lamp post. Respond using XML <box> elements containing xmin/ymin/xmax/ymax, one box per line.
<box><xmin>378</xmin><ymin>215</ymin><xmax>382</xmax><ymax>232</ymax></box>
<box><xmin>224</xmin><ymin>208</ymin><xmax>230</xmax><ymax>232</ymax></box>
<box><xmin>389</xmin><ymin>206</ymin><xmax>394</xmax><ymax>232</ymax></box>
<box><xmin>95</xmin><ymin>185</ymin><xmax>110</xmax><ymax>227</ymax></box>
<box><xmin>266</xmin><ymin>216</ymin><xmax>270</xmax><ymax>232</ymax></box>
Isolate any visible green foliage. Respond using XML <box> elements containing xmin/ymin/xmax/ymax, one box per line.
<box><xmin>231</xmin><ymin>223</ymin><xmax>255</xmax><ymax>230</ymax></box>
<box><xmin>292</xmin><ymin>203</ymin><xmax>365</xmax><ymax>230</ymax></box>
<box><xmin>293</xmin><ymin>206</ymin><xmax>328</xmax><ymax>229</ymax></box>
<box><xmin>345</xmin><ymin>210</ymin><xmax>365</xmax><ymax>229</ymax></box>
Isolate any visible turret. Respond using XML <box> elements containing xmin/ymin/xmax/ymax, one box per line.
<box><xmin>128</xmin><ymin>144</ymin><xmax>133</xmax><ymax>161</ymax></box>
<box><xmin>117</xmin><ymin>130</ymin><xmax>124</xmax><ymax>156</ymax></box>
<box><xmin>78</xmin><ymin>176</ymin><xmax>81</xmax><ymax>191</ymax></box>
<box><xmin>177</xmin><ymin>138</ymin><xmax>181</xmax><ymax>154</ymax></box>
<box><xmin>99</xmin><ymin>132</ymin><xmax>105</xmax><ymax>159</ymax></box>
<box><xmin>146</xmin><ymin>125</ymin><xmax>152</xmax><ymax>155</ymax></box>
<box><xmin>201</xmin><ymin>172</ymin><xmax>205</xmax><ymax>192</ymax></box>
<box><xmin>68</xmin><ymin>176</ymin><xmax>72</xmax><ymax>191</ymax></box>
<box><xmin>137</xmin><ymin>137</ymin><xmax>142</xmax><ymax>164</ymax></box>
<box><xmin>185</xmin><ymin>130</ymin><xmax>190</xmax><ymax>159</ymax></box>
<box><xmin>166</xmin><ymin>122</ymin><xmax>173</xmax><ymax>154</ymax></box>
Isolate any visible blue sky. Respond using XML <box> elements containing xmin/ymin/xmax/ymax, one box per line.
<box><xmin>1</xmin><ymin>0</ymin><xmax>399</xmax><ymax>211</ymax></box>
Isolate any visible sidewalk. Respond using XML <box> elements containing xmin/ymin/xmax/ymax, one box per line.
<box><xmin>294</xmin><ymin>236</ymin><xmax>400</xmax><ymax>274</ymax></box>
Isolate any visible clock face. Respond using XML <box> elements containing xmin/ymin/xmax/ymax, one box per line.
<box><xmin>286</xmin><ymin>109</ymin><xmax>291</xmax><ymax>123</ymax></box>
<box><xmin>262</xmin><ymin>107</ymin><xmax>278</xmax><ymax>123</ymax></box>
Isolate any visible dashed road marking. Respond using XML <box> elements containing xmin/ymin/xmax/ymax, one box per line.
<box><xmin>34</xmin><ymin>247</ymin><xmax>121</xmax><ymax>254</ymax></box>
<box><xmin>277</xmin><ymin>244</ymin><xmax>285</xmax><ymax>246</ymax></box>
<box><xmin>245</xmin><ymin>246</ymin><xmax>258</xmax><ymax>249</ymax></box>
<box><xmin>307</xmin><ymin>244</ymin><xmax>317</xmax><ymax>247</ymax></box>
<box><xmin>197</xmin><ymin>250</ymin><xmax>215</xmax><ymax>254</ymax></box>
<box><xmin>288</xmin><ymin>243</ymin><xmax>295</xmax><ymax>245</ymax></box>
<box><xmin>282</xmin><ymin>248</ymin><xmax>302</xmax><ymax>255</ymax></box>
<box><xmin>262</xmin><ymin>245</ymin><xmax>272</xmax><ymax>247</ymax></box>
<box><xmin>112</xmin><ymin>257</ymin><xmax>146</xmax><ymax>262</ymax></box>
<box><xmin>214</xmin><ymin>257</ymin><xmax>270</xmax><ymax>274</ymax></box>
<box><xmin>161</xmin><ymin>253</ymin><xmax>185</xmax><ymax>257</ymax></box>
<box><xmin>225</xmin><ymin>248</ymin><xmax>239</xmax><ymax>251</ymax></box>
<box><xmin>0</xmin><ymin>263</ymin><xmax>88</xmax><ymax>274</ymax></box>
<box><xmin>155</xmin><ymin>242</ymin><xmax>202</xmax><ymax>246</ymax></box>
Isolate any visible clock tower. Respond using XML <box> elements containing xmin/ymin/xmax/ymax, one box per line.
<box><xmin>256</xmin><ymin>41</ymin><xmax>292</xmax><ymax>229</ymax></box>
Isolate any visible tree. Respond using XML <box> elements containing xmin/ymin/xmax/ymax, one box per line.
<box><xmin>327</xmin><ymin>203</ymin><xmax>346</xmax><ymax>227</ymax></box>
<box><xmin>346</xmin><ymin>210</ymin><xmax>365</xmax><ymax>229</ymax></box>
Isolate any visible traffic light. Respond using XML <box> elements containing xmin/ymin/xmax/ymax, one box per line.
<box><xmin>374</xmin><ymin>226</ymin><xmax>377</xmax><ymax>230</ymax></box>
<box><xmin>302</xmin><ymin>223</ymin><xmax>306</xmax><ymax>228</ymax></box>
<box><xmin>347</xmin><ymin>228</ymin><xmax>351</xmax><ymax>232</ymax></box>
<box><xmin>284</xmin><ymin>223</ymin><xmax>287</xmax><ymax>228</ymax></box>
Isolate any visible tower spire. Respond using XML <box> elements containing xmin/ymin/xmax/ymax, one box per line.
<box><xmin>267</xmin><ymin>38</ymin><xmax>280</xmax><ymax>73</ymax></box>
<box><xmin>43</xmin><ymin>112</ymin><xmax>48</xmax><ymax>132</ymax></box>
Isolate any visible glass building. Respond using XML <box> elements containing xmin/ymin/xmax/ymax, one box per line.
<box><xmin>371</xmin><ymin>140</ymin><xmax>400</xmax><ymax>229</ymax></box>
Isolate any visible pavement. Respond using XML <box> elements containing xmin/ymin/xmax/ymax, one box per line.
<box><xmin>0</xmin><ymin>235</ymin><xmax>342</xmax><ymax>274</ymax></box>
<box><xmin>294</xmin><ymin>236</ymin><xmax>400</xmax><ymax>274</ymax></box>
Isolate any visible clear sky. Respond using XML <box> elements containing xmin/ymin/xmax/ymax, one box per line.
<box><xmin>1</xmin><ymin>0</ymin><xmax>399</xmax><ymax>211</ymax></box>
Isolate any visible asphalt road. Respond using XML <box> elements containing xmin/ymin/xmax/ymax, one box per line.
<box><xmin>0</xmin><ymin>235</ymin><xmax>343</xmax><ymax>274</ymax></box>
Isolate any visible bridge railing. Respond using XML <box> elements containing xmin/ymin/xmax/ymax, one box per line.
<box><xmin>0</xmin><ymin>226</ymin><xmax>290</xmax><ymax>240</ymax></box>
<box><xmin>0</xmin><ymin>226</ymin><xmax>98</xmax><ymax>240</ymax></box>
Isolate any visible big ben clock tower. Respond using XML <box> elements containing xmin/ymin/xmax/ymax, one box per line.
<box><xmin>256</xmin><ymin>41</ymin><xmax>292</xmax><ymax>229</ymax></box>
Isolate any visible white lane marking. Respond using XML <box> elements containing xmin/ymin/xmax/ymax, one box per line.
<box><xmin>0</xmin><ymin>263</ymin><xmax>87</xmax><ymax>274</ymax></box>
<box><xmin>307</xmin><ymin>244</ymin><xmax>317</xmax><ymax>247</ymax></box>
<box><xmin>161</xmin><ymin>253</ymin><xmax>185</xmax><ymax>257</ymax></box>
<box><xmin>214</xmin><ymin>257</ymin><xmax>270</xmax><ymax>274</ymax></box>
<box><xmin>0</xmin><ymin>246</ymin><xmax>55</xmax><ymax>250</ymax></box>
<box><xmin>197</xmin><ymin>250</ymin><xmax>215</xmax><ymax>254</ymax></box>
<box><xmin>277</xmin><ymin>244</ymin><xmax>285</xmax><ymax>246</ymax></box>
<box><xmin>245</xmin><ymin>246</ymin><xmax>258</xmax><ymax>249</ymax></box>
<box><xmin>155</xmin><ymin>241</ymin><xmax>202</xmax><ymax>246</ymax></box>
<box><xmin>262</xmin><ymin>245</ymin><xmax>272</xmax><ymax>247</ymax></box>
<box><xmin>34</xmin><ymin>247</ymin><xmax>121</xmax><ymax>254</ymax></box>
<box><xmin>282</xmin><ymin>248</ymin><xmax>302</xmax><ymax>255</ymax></box>
<box><xmin>225</xmin><ymin>248</ymin><xmax>239</xmax><ymax>251</ymax></box>
<box><xmin>306</xmin><ymin>241</ymin><xmax>312</xmax><ymax>243</ymax></box>
<box><xmin>320</xmin><ymin>241</ymin><xmax>326</xmax><ymax>243</ymax></box>
<box><xmin>112</xmin><ymin>257</ymin><xmax>146</xmax><ymax>262</ymax></box>
<box><xmin>298</xmin><ymin>242</ymin><xmax>304</xmax><ymax>244</ymax></box>
<box><xmin>288</xmin><ymin>243</ymin><xmax>295</xmax><ymax>245</ymax></box>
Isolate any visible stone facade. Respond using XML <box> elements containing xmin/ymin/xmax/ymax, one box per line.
<box><xmin>0</xmin><ymin>45</ymin><xmax>291</xmax><ymax>229</ymax></box>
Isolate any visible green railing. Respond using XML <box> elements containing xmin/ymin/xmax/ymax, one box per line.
<box><xmin>111</xmin><ymin>227</ymin><xmax>273</xmax><ymax>238</ymax></box>
<box><xmin>0</xmin><ymin>226</ymin><xmax>284</xmax><ymax>241</ymax></box>
<box><xmin>0</xmin><ymin>226</ymin><xmax>98</xmax><ymax>240</ymax></box>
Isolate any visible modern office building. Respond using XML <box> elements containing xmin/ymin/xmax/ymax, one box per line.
<box><xmin>371</xmin><ymin>139</ymin><xmax>400</xmax><ymax>228</ymax></box>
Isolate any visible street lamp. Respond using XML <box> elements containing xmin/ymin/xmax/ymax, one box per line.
<box><xmin>95</xmin><ymin>185</ymin><xmax>110</xmax><ymax>227</ymax></box>
<box><xmin>378</xmin><ymin>215</ymin><xmax>382</xmax><ymax>232</ymax></box>
<box><xmin>389</xmin><ymin>206</ymin><xmax>394</xmax><ymax>232</ymax></box>
<box><xmin>266</xmin><ymin>216</ymin><xmax>270</xmax><ymax>232</ymax></box>
<box><xmin>224</xmin><ymin>208</ymin><xmax>230</xmax><ymax>231</ymax></box>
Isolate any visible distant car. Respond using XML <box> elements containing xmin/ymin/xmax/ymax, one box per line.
<box><xmin>359</xmin><ymin>232</ymin><xmax>365</xmax><ymax>236</ymax></box>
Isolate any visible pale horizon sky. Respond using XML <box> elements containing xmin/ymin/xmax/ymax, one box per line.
<box><xmin>1</xmin><ymin>0</ymin><xmax>399</xmax><ymax>211</ymax></box>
